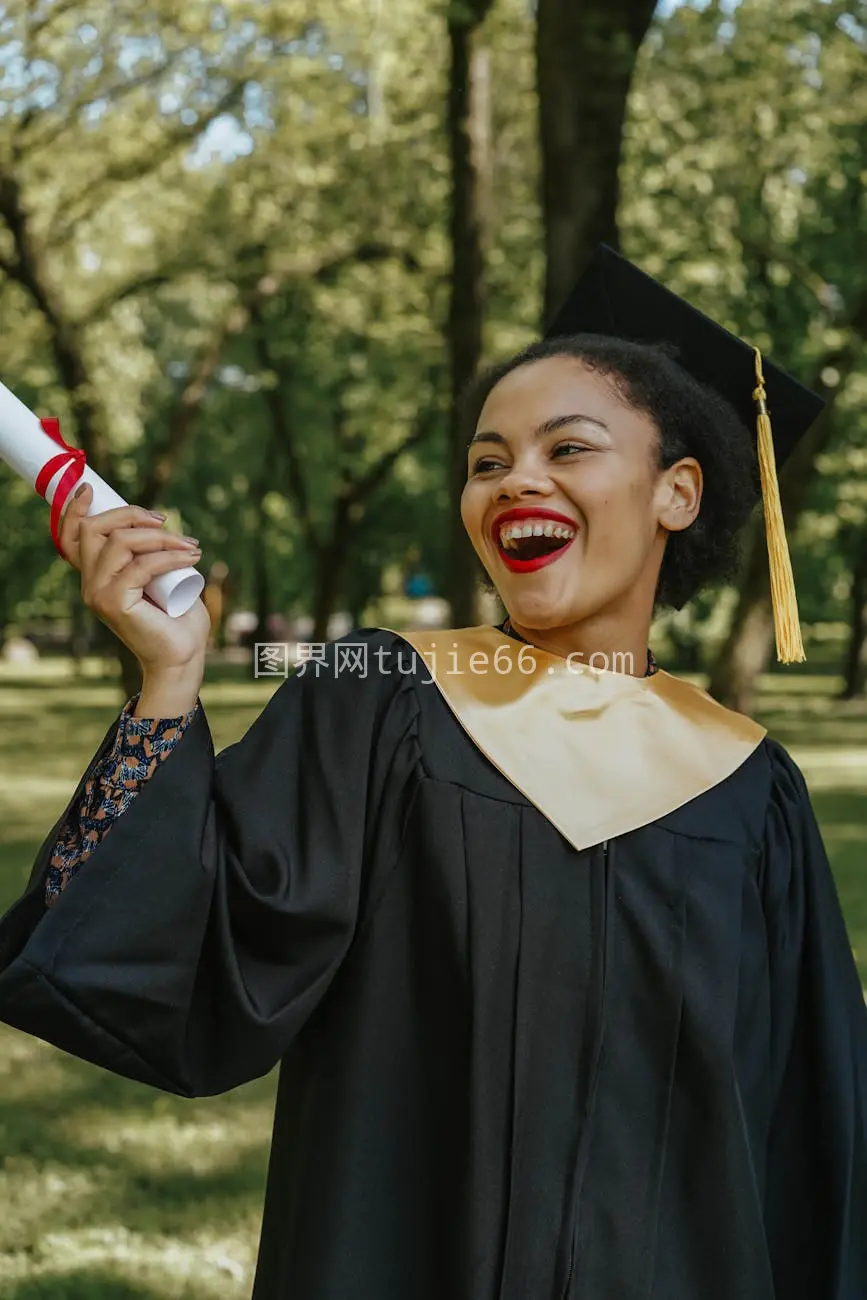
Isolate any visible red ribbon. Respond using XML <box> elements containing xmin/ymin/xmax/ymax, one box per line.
<box><xmin>34</xmin><ymin>417</ymin><xmax>87</xmax><ymax>559</ymax></box>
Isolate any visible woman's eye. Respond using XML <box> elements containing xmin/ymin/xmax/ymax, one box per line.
<box><xmin>470</xmin><ymin>443</ymin><xmax>587</xmax><ymax>474</ymax></box>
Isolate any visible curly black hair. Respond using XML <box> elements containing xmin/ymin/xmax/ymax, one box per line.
<box><xmin>461</xmin><ymin>335</ymin><xmax>760</xmax><ymax>609</ymax></box>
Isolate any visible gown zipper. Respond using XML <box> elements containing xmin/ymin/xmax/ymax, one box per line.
<box><xmin>561</xmin><ymin>839</ymin><xmax>611</xmax><ymax>1300</ymax></box>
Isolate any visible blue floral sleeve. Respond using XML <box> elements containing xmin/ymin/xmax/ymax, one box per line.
<box><xmin>45</xmin><ymin>697</ymin><xmax>200</xmax><ymax>907</ymax></box>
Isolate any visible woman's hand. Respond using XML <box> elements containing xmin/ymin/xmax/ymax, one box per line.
<box><xmin>60</xmin><ymin>482</ymin><xmax>210</xmax><ymax>677</ymax></box>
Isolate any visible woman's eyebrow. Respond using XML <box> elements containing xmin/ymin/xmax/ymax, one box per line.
<box><xmin>468</xmin><ymin>412</ymin><xmax>609</xmax><ymax>448</ymax></box>
<box><xmin>535</xmin><ymin>412</ymin><xmax>609</xmax><ymax>436</ymax></box>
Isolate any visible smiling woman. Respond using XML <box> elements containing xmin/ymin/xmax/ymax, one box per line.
<box><xmin>0</xmin><ymin>247</ymin><xmax>863</xmax><ymax>1300</ymax></box>
<box><xmin>462</xmin><ymin>336</ymin><xmax>755</xmax><ymax>608</ymax></box>
<box><xmin>459</xmin><ymin>246</ymin><xmax>820</xmax><ymax>670</ymax></box>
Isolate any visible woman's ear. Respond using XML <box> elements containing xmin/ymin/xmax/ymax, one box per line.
<box><xmin>657</xmin><ymin>458</ymin><xmax>702</xmax><ymax>534</ymax></box>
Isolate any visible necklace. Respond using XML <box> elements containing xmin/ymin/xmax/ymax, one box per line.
<box><xmin>499</xmin><ymin>616</ymin><xmax>658</xmax><ymax>678</ymax></box>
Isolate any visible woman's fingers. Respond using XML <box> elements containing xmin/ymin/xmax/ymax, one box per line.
<box><xmin>87</xmin><ymin>527</ymin><xmax>200</xmax><ymax>590</ymax></box>
<box><xmin>56</xmin><ymin>484</ymin><xmax>209</xmax><ymax>670</ymax></box>
<box><xmin>86</xmin><ymin>548</ymin><xmax>202</xmax><ymax>619</ymax></box>
<box><xmin>62</xmin><ymin>484</ymin><xmax>203</xmax><ymax>615</ymax></box>
<box><xmin>76</xmin><ymin>496</ymin><xmax>173</xmax><ymax>574</ymax></box>
<box><xmin>58</xmin><ymin>482</ymin><xmax>96</xmax><ymax>567</ymax></box>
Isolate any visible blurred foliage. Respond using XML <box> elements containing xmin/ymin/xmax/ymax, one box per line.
<box><xmin>621</xmin><ymin>0</ymin><xmax>867</xmax><ymax>674</ymax></box>
<box><xmin>0</xmin><ymin>0</ymin><xmax>865</xmax><ymax>678</ymax></box>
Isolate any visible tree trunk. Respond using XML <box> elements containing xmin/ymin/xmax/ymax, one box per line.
<box><xmin>116</xmin><ymin>640</ymin><xmax>143</xmax><ymax>701</ymax></box>
<box><xmin>705</xmin><ymin>515</ymin><xmax>776</xmax><ymax>714</ymax></box>
<box><xmin>311</xmin><ymin>549</ymin><xmax>346</xmax><ymax>644</ymax></box>
<box><xmin>311</xmin><ymin>499</ymin><xmax>352</xmax><ymax>643</ymax></box>
<box><xmin>445</xmin><ymin>2</ymin><xmax>493</xmax><ymax>628</ymax></box>
<box><xmin>0</xmin><ymin>174</ymin><xmax>111</xmax><ymax>470</ymax></box>
<box><xmin>536</xmin><ymin>0</ymin><xmax>657</xmax><ymax>325</ymax></box>
<box><xmin>708</xmin><ymin>388</ymin><xmax>841</xmax><ymax>710</ymax></box>
<box><xmin>1</xmin><ymin>173</ymin><xmax>231</xmax><ymax>703</ymax></box>
<box><xmin>251</xmin><ymin>531</ymin><xmax>270</xmax><ymax>647</ymax></box>
<box><xmin>69</xmin><ymin>584</ymin><xmax>92</xmax><ymax>677</ymax></box>
<box><xmin>840</xmin><ymin>526</ymin><xmax>867</xmax><ymax>700</ymax></box>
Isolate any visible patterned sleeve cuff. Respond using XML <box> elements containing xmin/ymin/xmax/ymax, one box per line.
<box><xmin>44</xmin><ymin>696</ymin><xmax>200</xmax><ymax>905</ymax></box>
<box><xmin>104</xmin><ymin>694</ymin><xmax>200</xmax><ymax>787</ymax></box>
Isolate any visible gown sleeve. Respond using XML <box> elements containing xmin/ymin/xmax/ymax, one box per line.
<box><xmin>760</xmin><ymin>740</ymin><xmax>867</xmax><ymax>1299</ymax></box>
<box><xmin>45</xmin><ymin>698</ymin><xmax>197</xmax><ymax>905</ymax></box>
<box><xmin>0</xmin><ymin>632</ymin><xmax>419</xmax><ymax>1099</ymax></box>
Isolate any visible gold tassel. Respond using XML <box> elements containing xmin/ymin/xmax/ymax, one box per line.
<box><xmin>753</xmin><ymin>348</ymin><xmax>805</xmax><ymax>664</ymax></box>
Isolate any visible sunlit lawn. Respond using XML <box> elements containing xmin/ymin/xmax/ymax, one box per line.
<box><xmin>0</xmin><ymin>659</ymin><xmax>280</xmax><ymax>1300</ymax></box>
<box><xmin>0</xmin><ymin>657</ymin><xmax>864</xmax><ymax>1299</ymax></box>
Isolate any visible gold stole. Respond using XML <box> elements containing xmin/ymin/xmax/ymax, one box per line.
<box><xmin>383</xmin><ymin>625</ymin><xmax>766</xmax><ymax>851</ymax></box>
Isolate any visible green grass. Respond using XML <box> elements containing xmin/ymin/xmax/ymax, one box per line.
<box><xmin>0</xmin><ymin>663</ymin><xmax>280</xmax><ymax>1300</ymax></box>
<box><xmin>754</xmin><ymin>675</ymin><xmax>867</xmax><ymax>979</ymax></box>
<box><xmin>0</xmin><ymin>661</ymin><xmax>864</xmax><ymax>1299</ymax></box>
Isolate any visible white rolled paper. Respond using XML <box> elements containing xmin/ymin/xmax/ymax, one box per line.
<box><xmin>0</xmin><ymin>379</ymin><xmax>204</xmax><ymax>618</ymax></box>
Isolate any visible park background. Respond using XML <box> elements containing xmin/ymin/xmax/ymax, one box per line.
<box><xmin>0</xmin><ymin>0</ymin><xmax>865</xmax><ymax>1295</ymax></box>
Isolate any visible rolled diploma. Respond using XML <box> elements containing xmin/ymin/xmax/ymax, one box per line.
<box><xmin>0</xmin><ymin>379</ymin><xmax>204</xmax><ymax>618</ymax></box>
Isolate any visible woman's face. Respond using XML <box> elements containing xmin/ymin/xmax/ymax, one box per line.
<box><xmin>460</xmin><ymin>355</ymin><xmax>701</xmax><ymax>631</ymax></box>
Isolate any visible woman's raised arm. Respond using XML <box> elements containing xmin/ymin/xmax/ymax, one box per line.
<box><xmin>0</xmin><ymin>630</ymin><xmax>419</xmax><ymax>1099</ymax></box>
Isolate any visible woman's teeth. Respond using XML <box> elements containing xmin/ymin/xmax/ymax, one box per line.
<box><xmin>499</xmin><ymin>519</ymin><xmax>576</xmax><ymax>550</ymax></box>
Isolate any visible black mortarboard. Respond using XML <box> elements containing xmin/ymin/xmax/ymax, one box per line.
<box><xmin>546</xmin><ymin>244</ymin><xmax>824</xmax><ymax>470</ymax></box>
<box><xmin>545</xmin><ymin>244</ymin><xmax>826</xmax><ymax>662</ymax></box>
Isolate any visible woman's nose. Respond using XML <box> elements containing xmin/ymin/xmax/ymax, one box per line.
<box><xmin>494</xmin><ymin>462</ymin><xmax>553</xmax><ymax>501</ymax></box>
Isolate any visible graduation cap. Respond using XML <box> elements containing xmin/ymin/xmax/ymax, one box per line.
<box><xmin>545</xmin><ymin>244</ymin><xmax>826</xmax><ymax>664</ymax></box>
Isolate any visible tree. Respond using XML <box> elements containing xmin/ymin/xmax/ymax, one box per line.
<box><xmin>621</xmin><ymin>0</ymin><xmax>867</xmax><ymax>707</ymax></box>
<box><xmin>840</xmin><ymin>522</ymin><xmax>867</xmax><ymax>699</ymax></box>
<box><xmin>245</xmin><ymin>277</ymin><xmax>444</xmax><ymax>641</ymax></box>
<box><xmin>0</xmin><ymin>0</ymin><xmax>285</xmax><ymax>690</ymax></box>
<box><xmin>0</xmin><ymin>0</ymin><xmax>452</xmax><ymax>692</ymax></box>
<box><xmin>535</xmin><ymin>0</ymin><xmax>656</xmax><ymax>324</ymax></box>
<box><xmin>445</xmin><ymin>0</ymin><xmax>496</xmax><ymax>627</ymax></box>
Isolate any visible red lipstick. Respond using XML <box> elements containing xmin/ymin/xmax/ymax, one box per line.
<box><xmin>491</xmin><ymin>507</ymin><xmax>579</xmax><ymax>574</ymax></box>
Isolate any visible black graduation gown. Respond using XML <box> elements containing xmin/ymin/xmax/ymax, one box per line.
<box><xmin>0</xmin><ymin>627</ymin><xmax>864</xmax><ymax>1300</ymax></box>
